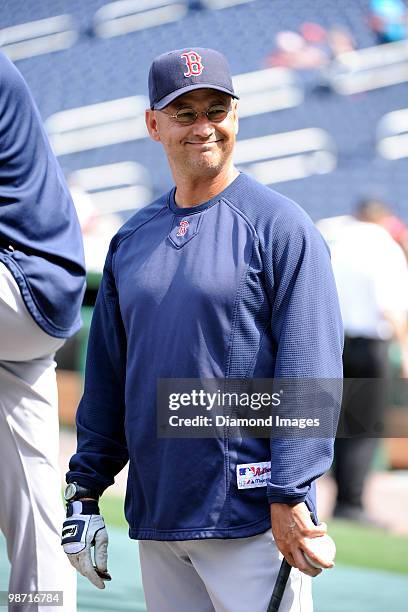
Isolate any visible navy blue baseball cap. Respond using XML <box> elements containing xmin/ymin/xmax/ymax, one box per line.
<box><xmin>148</xmin><ymin>47</ymin><xmax>239</xmax><ymax>110</ymax></box>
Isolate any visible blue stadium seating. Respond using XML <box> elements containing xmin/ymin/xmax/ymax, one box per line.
<box><xmin>1</xmin><ymin>0</ymin><xmax>407</xmax><ymax>221</ymax></box>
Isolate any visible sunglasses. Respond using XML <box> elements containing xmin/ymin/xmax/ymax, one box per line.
<box><xmin>159</xmin><ymin>104</ymin><xmax>231</xmax><ymax>126</ymax></box>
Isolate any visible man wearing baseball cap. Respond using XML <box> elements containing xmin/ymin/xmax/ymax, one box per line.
<box><xmin>62</xmin><ymin>48</ymin><xmax>343</xmax><ymax>611</ymax></box>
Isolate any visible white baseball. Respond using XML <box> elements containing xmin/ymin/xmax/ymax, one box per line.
<box><xmin>302</xmin><ymin>534</ymin><xmax>336</xmax><ymax>569</ymax></box>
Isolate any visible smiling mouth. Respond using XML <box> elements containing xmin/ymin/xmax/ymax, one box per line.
<box><xmin>185</xmin><ymin>140</ymin><xmax>223</xmax><ymax>146</ymax></box>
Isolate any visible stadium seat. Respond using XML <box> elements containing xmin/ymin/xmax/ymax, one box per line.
<box><xmin>2</xmin><ymin>0</ymin><xmax>406</xmax><ymax>222</ymax></box>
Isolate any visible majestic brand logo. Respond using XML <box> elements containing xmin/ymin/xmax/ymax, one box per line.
<box><xmin>181</xmin><ymin>51</ymin><xmax>204</xmax><ymax>77</ymax></box>
<box><xmin>237</xmin><ymin>461</ymin><xmax>271</xmax><ymax>490</ymax></box>
<box><xmin>176</xmin><ymin>220</ymin><xmax>189</xmax><ymax>237</ymax></box>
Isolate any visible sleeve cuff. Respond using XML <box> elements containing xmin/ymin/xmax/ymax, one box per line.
<box><xmin>66</xmin><ymin>476</ymin><xmax>105</xmax><ymax>497</ymax></box>
<box><xmin>267</xmin><ymin>493</ymin><xmax>308</xmax><ymax>505</ymax></box>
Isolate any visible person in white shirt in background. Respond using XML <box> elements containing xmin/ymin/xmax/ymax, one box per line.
<box><xmin>317</xmin><ymin>198</ymin><xmax>408</xmax><ymax>524</ymax></box>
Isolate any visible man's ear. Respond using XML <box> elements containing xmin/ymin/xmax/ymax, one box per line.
<box><xmin>145</xmin><ymin>109</ymin><xmax>161</xmax><ymax>142</ymax></box>
<box><xmin>233</xmin><ymin>101</ymin><xmax>239</xmax><ymax>135</ymax></box>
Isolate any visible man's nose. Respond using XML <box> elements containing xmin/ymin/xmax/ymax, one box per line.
<box><xmin>191</xmin><ymin>113</ymin><xmax>214</xmax><ymax>137</ymax></box>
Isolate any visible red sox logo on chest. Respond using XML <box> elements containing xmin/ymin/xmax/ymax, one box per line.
<box><xmin>180</xmin><ymin>51</ymin><xmax>204</xmax><ymax>77</ymax></box>
<box><xmin>176</xmin><ymin>220</ymin><xmax>189</xmax><ymax>237</ymax></box>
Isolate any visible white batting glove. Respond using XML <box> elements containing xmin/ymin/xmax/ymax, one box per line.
<box><xmin>61</xmin><ymin>500</ymin><xmax>110</xmax><ymax>589</ymax></box>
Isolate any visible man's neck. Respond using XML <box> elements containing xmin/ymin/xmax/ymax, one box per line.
<box><xmin>173</xmin><ymin>165</ymin><xmax>239</xmax><ymax>208</ymax></box>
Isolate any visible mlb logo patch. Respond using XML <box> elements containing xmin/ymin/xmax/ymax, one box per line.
<box><xmin>237</xmin><ymin>461</ymin><xmax>271</xmax><ymax>490</ymax></box>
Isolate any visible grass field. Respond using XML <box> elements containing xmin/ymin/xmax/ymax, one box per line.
<box><xmin>99</xmin><ymin>494</ymin><xmax>408</xmax><ymax>575</ymax></box>
<box><xmin>329</xmin><ymin>520</ymin><xmax>408</xmax><ymax>575</ymax></box>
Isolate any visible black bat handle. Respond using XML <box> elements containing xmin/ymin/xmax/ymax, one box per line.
<box><xmin>267</xmin><ymin>558</ymin><xmax>292</xmax><ymax>612</ymax></box>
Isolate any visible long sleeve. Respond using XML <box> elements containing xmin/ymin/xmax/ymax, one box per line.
<box><xmin>0</xmin><ymin>51</ymin><xmax>86</xmax><ymax>337</ymax></box>
<box><xmin>67</xmin><ymin>245</ymin><xmax>129</xmax><ymax>493</ymax></box>
<box><xmin>264</xmin><ymin>213</ymin><xmax>343</xmax><ymax>506</ymax></box>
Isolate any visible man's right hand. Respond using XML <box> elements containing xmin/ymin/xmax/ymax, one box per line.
<box><xmin>61</xmin><ymin>499</ymin><xmax>110</xmax><ymax>589</ymax></box>
<box><xmin>270</xmin><ymin>501</ymin><xmax>330</xmax><ymax>577</ymax></box>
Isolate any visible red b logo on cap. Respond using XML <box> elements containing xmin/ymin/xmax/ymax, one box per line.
<box><xmin>181</xmin><ymin>51</ymin><xmax>204</xmax><ymax>77</ymax></box>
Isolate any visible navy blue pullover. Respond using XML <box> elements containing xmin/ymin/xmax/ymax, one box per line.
<box><xmin>68</xmin><ymin>172</ymin><xmax>343</xmax><ymax>540</ymax></box>
<box><xmin>0</xmin><ymin>52</ymin><xmax>85</xmax><ymax>338</ymax></box>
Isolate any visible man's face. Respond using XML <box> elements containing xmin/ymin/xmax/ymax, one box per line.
<box><xmin>145</xmin><ymin>88</ymin><xmax>238</xmax><ymax>179</ymax></box>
